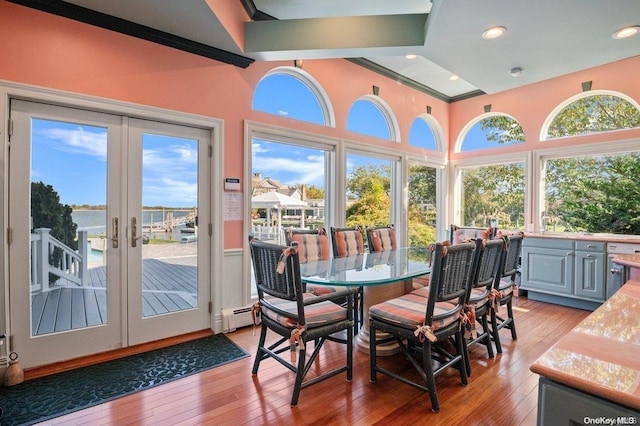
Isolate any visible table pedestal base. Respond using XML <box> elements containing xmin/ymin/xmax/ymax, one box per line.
<box><xmin>355</xmin><ymin>280</ymin><xmax>414</xmax><ymax>355</ymax></box>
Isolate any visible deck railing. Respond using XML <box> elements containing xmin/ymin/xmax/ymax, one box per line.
<box><xmin>30</xmin><ymin>228</ymin><xmax>88</xmax><ymax>292</ymax></box>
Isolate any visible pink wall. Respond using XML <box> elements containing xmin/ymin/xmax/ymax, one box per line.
<box><xmin>0</xmin><ymin>2</ymin><xmax>449</xmax><ymax>249</ymax></box>
<box><xmin>450</xmin><ymin>56</ymin><xmax>640</xmax><ymax>160</ymax></box>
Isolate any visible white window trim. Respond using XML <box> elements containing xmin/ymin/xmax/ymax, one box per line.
<box><xmin>449</xmin><ymin>151</ymin><xmax>531</xmax><ymax>232</ymax></box>
<box><xmin>409</xmin><ymin>113</ymin><xmax>446</xmax><ymax>153</ymax></box>
<box><xmin>540</xmin><ymin>89</ymin><xmax>640</xmax><ymax>141</ymax></box>
<box><xmin>244</xmin><ymin>120</ymin><xmax>340</xmax><ymax>303</ymax></box>
<box><xmin>455</xmin><ymin>112</ymin><xmax>524</xmax><ymax>153</ymax></box>
<box><xmin>253</xmin><ymin>66</ymin><xmax>336</xmax><ymax>128</ymax></box>
<box><xmin>348</xmin><ymin>95</ymin><xmax>401</xmax><ymax>143</ymax></box>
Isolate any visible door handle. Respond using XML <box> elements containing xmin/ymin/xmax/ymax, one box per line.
<box><xmin>112</xmin><ymin>217</ymin><xmax>119</xmax><ymax>249</ymax></box>
<box><xmin>131</xmin><ymin>217</ymin><xmax>139</xmax><ymax>247</ymax></box>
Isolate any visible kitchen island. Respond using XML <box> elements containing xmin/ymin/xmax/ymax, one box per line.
<box><xmin>530</xmin><ymin>278</ymin><xmax>640</xmax><ymax>424</ymax></box>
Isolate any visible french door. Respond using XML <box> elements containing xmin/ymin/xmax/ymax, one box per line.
<box><xmin>8</xmin><ymin>100</ymin><xmax>211</xmax><ymax>368</ymax></box>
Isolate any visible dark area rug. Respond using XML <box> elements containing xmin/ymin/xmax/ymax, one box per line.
<box><xmin>0</xmin><ymin>334</ymin><xmax>249</xmax><ymax>426</ymax></box>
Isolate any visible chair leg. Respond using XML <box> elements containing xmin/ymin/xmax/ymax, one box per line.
<box><xmin>455</xmin><ymin>331</ymin><xmax>468</xmax><ymax>387</ymax></box>
<box><xmin>290</xmin><ymin>346</ymin><xmax>307</xmax><ymax>406</ymax></box>
<box><xmin>421</xmin><ymin>342</ymin><xmax>440</xmax><ymax>413</ymax></box>
<box><xmin>251</xmin><ymin>323</ymin><xmax>268</xmax><ymax>374</ymax></box>
<box><xmin>369</xmin><ymin>321</ymin><xmax>377</xmax><ymax>383</ymax></box>
<box><xmin>506</xmin><ymin>302</ymin><xmax>517</xmax><ymax>339</ymax></box>
<box><xmin>462</xmin><ymin>334</ymin><xmax>472</xmax><ymax>377</ymax></box>
<box><xmin>490</xmin><ymin>307</ymin><xmax>503</xmax><ymax>354</ymax></box>
<box><xmin>480</xmin><ymin>314</ymin><xmax>495</xmax><ymax>359</ymax></box>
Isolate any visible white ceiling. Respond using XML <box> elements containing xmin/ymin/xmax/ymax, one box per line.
<box><xmin>61</xmin><ymin>0</ymin><xmax>640</xmax><ymax>100</ymax></box>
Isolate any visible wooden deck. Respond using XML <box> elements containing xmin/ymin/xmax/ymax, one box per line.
<box><xmin>31</xmin><ymin>252</ymin><xmax>197</xmax><ymax>336</ymax></box>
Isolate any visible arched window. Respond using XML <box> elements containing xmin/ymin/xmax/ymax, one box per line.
<box><xmin>542</xmin><ymin>92</ymin><xmax>640</xmax><ymax>140</ymax></box>
<box><xmin>459</xmin><ymin>114</ymin><xmax>524</xmax><ymax>152</ymax></box>
<box><xmin>346</xmin><ymin>95</ymin><xmax>400</xmax><ymax>141</ymax></box>
<box><xmin>408</xmin><ymin>115</ymin><xmax>441</xmax><ymax>151</ymax></box>
<box><xmin>252</xmin><ymin>67</ymin><xmax>335</xmax><ymax>126</ymax></box>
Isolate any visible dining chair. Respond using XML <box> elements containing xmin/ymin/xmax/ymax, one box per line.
<box><xmin>460</xmin><ymin>238</ymin><xmax>505</xmax><ymax>375</ymax></box>
<box><xmin>249</xmin><ymin>239</ymin><xmax>356</xmax><ymax>406</ymax></box>
<box><xmin>369</xmin><ymin>241</ymin><xmax>477</xmax><ymax>412</ymax></box>
<box><xmin>285</xmin><ymin>227</ymin><xmax>357</xmax><ymax>323</ymax></box>
<box><xmin>449</xmin><ymin>224</ymin><xmax>495</xmax><ymax>244</ymax></box>
<box><xmin>330</xmin><ymin>226</ymin><xmax>365</xmax><ymax>331</ymax></box>
<box><xmin>365</xmin><ymin>224</ymin><xmax>397</xmax><ymax>253</ymax></box>
<box><xmin>330</xmin><ymin>225</ymin><xmax>365</xmax><ymax>257</ymax></box>
<box><xmin>490</xmin><ymin>232</ymin><xmax>525</xmax><ymax>353</ymax></box>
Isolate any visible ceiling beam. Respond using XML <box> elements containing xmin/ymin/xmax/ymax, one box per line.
<box><xmin>244</xmin><ymin>14</ymin><xmax>428</xmax><ymax>60</ymax></box>
<box><xmin>7</xmin><ymin>0</ymin><xmax>255</xmax><ymax>68</ymax></box>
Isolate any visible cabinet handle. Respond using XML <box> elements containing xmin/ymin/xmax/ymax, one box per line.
<box><xmin>610</xmin><ymin>269</ymin><xmax>620</xmax><ymax>274</ymax></box>
<box><xmin>586</xmin><ymin>244</ymin><xmax>595</xmax><ymax>248</ymax></box>
<box><xmin>586</xmin><ymin>254</ymin><xmax>596</xmax><ymax>258</ymax></box>
<box><xmin>566</xmin><ymin>252</ymin><xmax>574</xmax><ymax>256</ymax></box>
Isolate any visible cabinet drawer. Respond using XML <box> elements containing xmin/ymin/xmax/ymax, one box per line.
<box><xmin>523</xmin><ymin>237</ymin><xmax>573</xmax><ymax>250</ymax></box>
<box><xmin>575</xmin><ymin>240</ymin><xmax>605</xmax><ymax>252</ymax></box>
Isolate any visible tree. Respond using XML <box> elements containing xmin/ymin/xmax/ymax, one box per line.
<box><xmin>480</xmin><ymin>116</ymin><xmax>525</xmax><ymax>144</ymax></box>
<box><xmin>346</xmin><ymin>165</ymin><xmax>390</xmax><ymax>228</ymax></box>
<box><xmin>31</xmin><ymin>182</ymin><xmax>78</xmax><ymax>279</ymax></box>
<box><xmin>546</xmin><ymin>95</ymin><xmax>640</xmax><ymax>138</ymax></box>
<box><xmin>547</xmin><ymin>154</ymin><xmax>640</xmax><ymax>234</ymax></box>
<box><xmin>471</xmin><ymin>94</ymin><xmax>640</xmax><ymax>234</ymax></box>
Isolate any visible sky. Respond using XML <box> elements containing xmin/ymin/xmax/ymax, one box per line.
<box><xmin>31</xmin><ymin>118</ymin><xmax>197</xmax><ymax>207</ymax></box>
<box><xmin>30</xmin><ymin>73</ymin><xmax>498</xmax><ymax>207</ymax></box>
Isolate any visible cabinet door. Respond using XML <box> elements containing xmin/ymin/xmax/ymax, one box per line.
<box><xmin>521</xmin><ymin>246</ymin><xmax>573</xmax><ymax>295</ymax></box>
<box><xmin>574</xmin><ymin>251</ymin><xmax>605</xmax><ymax>300</ymax></box>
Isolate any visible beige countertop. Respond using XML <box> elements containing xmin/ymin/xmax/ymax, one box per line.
<box><xmin>612</xmin><ymin>254</ymin><xmax>640</xmax><ymax>269</ymax></box>
<box><xmin>530</xmin><ymin>279</ymin><xmax>640</xmax><ymax>410</ymax></box>
<box><xmin>524</xmin><ymin>232</ymin><xmax>640</xmax><ymax>244</ymax></box>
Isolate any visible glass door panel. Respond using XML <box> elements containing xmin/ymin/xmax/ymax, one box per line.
<box><xmin>126</xmin><ymin>119</ymin><xmax>210</xmax><ymax>345</ymax></box>
<box><xmin>9</xmin><ymin>100</ymin><xmax>122</xmax><ymax>368</ymax></box>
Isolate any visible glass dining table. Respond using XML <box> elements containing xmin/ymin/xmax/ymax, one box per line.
<box><xmin>299</xmin><ymin>247</ymin><xmax>432</xmax><ymax>354</ymax></box>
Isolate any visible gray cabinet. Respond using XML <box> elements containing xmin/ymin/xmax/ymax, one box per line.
<box><xmin>574</xmin><ymin>240</ymin><xmax>606</xmax><ymax>300</ymax></box>
<box><xmin>521</xmin><ymin>237</ymin><xmax>606</xmax><ymax>309</ymax></box>
<box><xmin>521</xmin><ymin>238</ymin><xmax>574</xmax><ymax>295</ymax></box>
<box><xmin>537</xmin><ymin>377</ymin><xmax>639</xmax><ymax>425</ymax></box>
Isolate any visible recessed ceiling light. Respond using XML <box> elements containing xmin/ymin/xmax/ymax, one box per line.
<box><xmin>449</xmin><ymin>75</ymin><xmax>460</xmax><ymax>81</ymax></box>
<box><xmin>612</xmin><ymin>25</ymin><xmax>640</xmax><ymax>39</ymax></box>
<box><xmin>482</xmin><ymin>26</ymin><xmax>507</xmax><ymax>40</ymax></box>
<box><xmin>405</xmin><ymin>54</ymin><xmax>417</xmax><ymax>60</ymax></box>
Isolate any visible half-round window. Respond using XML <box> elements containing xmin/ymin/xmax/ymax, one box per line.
<box><xmin>409</xmin><ymin>115</ymin><xmax>440</xmax><ymax>151</ymax></box>
<box><xmin>252</xmin><ymin>67</ymin><xmax>334</xmax><ymax>126</ymax></box>
<box><xmin>459</xmin><ymin>114</ymin><xmax>524</xmax><ymax>152</ymax></box>
<box><xmin>543</xmin><ymin>92</ymin><xmax>640</xmax><ymax>140</ymax></box>
<box><xmin>346</xmin><ymin>96</ymin><xmax>399</xmax><ymax>141</ymax></box>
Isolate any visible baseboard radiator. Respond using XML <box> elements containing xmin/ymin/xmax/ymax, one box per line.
<box><xmin>221</xmin><ymin>305</ymin><xmax>255</xmax><ymax>333</ymax></box>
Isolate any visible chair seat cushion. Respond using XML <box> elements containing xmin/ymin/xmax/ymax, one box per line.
<box><xmin>409</xmin><ymin>285</ymin><xmax>430</xmax><ymax>298</ymax></box>
<box><xmin>411</xmin><ymin>275</ymin><xmax>430</xmax><ymax>289</ymax></box>
<box><xmin>497</xmin><ymin>279</ymin><xmax>515</xmax><ymax>295</ymax></box>
<box><xmin>306</xmin><ymin>284</ymin><xmax>353</xmax><ymax>297</ymax></box>
<box><xmin>369</xmin><ymin>293</ymin><xmax>458</xmax><ymax>332</ymax></box>
<box><xmin>262</xmin><ymin>294</ymin><xmax>347</xmax><ymax>329</ymax></box>
<box><xmin>469</xmin><ymin>287</ymin><xmax>490</xmax><ymax>306</ymax></box>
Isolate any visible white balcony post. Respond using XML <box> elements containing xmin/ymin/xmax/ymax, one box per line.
<box><xmin>36</xmin><ymin>228</ymin><xmax>51</xmax><ymax>292</ymax></box>
<box><xmin>77</xmin><ymin>230</ymin><xmax>88</xmax><ymax>285</ymax></box>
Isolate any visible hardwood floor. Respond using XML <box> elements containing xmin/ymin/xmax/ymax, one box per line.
<box><xmin>34</xmin><ymin>296</ymin><xmax>590</xmax><ymax>425</ymax></box>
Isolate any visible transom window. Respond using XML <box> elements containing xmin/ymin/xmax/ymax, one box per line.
<box><xmin>544</xmin><ymin>93</ymin><xmax>640</xmax><ymax>139</ymax></box>
<box><xmin>252</xmin><ymin>67</ymin><xmax>334</xmax><ymax>126</ymax></box>
<box><xmin>460</xmin><ymin>114</ymin><xmax>524</xmax><ymax>152</ymax></box>
<box><xmin>408</xmin><ymin>116</ymin><xmax>438</xmax><ymax>151</ymax></box>
<box><xmin>346</xmin><ymin>96</ymin><xmax>399</xmax><ymax>141</ymax></box>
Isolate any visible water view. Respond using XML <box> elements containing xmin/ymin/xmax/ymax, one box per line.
<box><xmin>72</xmin><ymin>209</ymin><xmax>196</xmax><ymax>242</ymax></box>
